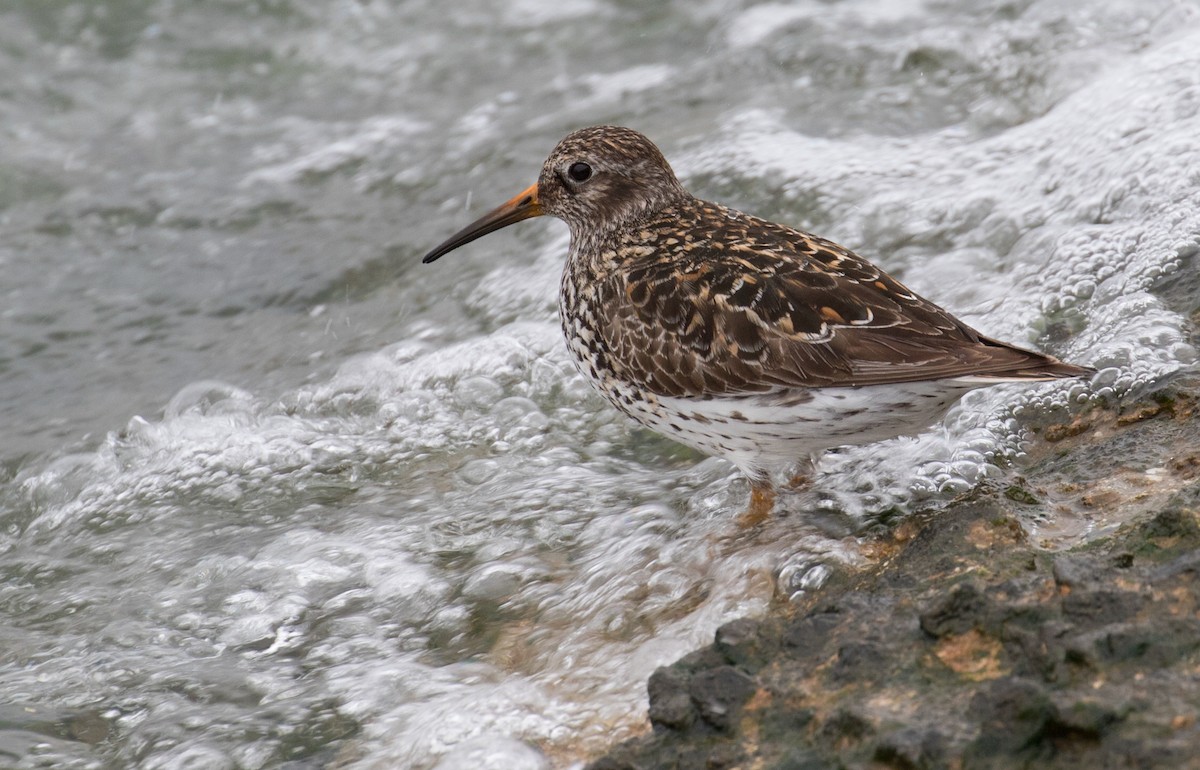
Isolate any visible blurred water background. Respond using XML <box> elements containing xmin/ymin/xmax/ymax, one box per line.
<box><xmin>1</xmin><ymin>0</ymin><xmax>1198</xmax><ymax>767</ymax></box>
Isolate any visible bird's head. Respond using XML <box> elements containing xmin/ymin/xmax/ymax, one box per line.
<box><xmin>422</xmin><ymin>126</ymin><xmax>687</xmax><ymax>264</ymax></box>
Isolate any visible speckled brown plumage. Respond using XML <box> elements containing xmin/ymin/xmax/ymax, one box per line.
<box><xmin>423</xmin><ymin>126</ymin><xmax>1093</xmax><ymax>522</ymax></box>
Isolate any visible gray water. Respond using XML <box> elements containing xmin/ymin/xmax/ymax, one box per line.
<box><xmin>2</xmin><ymin>0</ymin><xmax>1198</xmax><ymax>767</ymax></box>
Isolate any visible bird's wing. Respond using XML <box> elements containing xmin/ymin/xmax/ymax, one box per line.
<box><xmin>594</xmin><ymin>204</ymin><xmax>1079</xmax><ymax>398</ymax></box>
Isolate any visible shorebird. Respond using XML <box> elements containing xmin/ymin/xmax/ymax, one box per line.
<box><xmin>423</xmin><ymin>126</ymin><xmax>1092</xmax><ymax>524</ymax></box>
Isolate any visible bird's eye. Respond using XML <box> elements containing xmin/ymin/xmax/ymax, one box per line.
<box><xmin>567</xmin><ymin>162</ymin><xmax>593</xmax><ymax>183</ymax></box>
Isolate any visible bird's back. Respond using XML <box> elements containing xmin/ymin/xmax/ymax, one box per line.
<box><xmin>562</xmin><ymin>197</ymin><xmax>1091</xmax><ymax>404</ymax></box>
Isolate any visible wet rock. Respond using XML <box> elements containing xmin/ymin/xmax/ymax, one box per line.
<box><xmin>1110</xmin><ymin>551</ymin><xmax>1135</xmax><ymax>569</ymax></box>
<box><xmin>757</xmin><ymin>706</ymin><xmax>815</xmax><ymax>741</ymax></box>
<box><xmin>1060</xmin><ymin>588</ymin><xmax>1143</xmax><ymax>624</ymax></box>
<box><xmin>591</xmin><ymin>494</ymin><xmax>1200</xmax><ymax>768</ymax></box>
<box><xmin>1149</xmin><ymin>549</ymin><xmax>1200</xmax><ymax>580</ymax></box>
<box><xmin>966</xmin><ymin>677</ymin><xmax>1055</xmax><ymax>755</ymax></box>
<box><xmin>818</xmin><ymin>708</ymin><xmax>874</xmax><ymax>745</ymax></box>
<box><xmin>698</xmin><ymin>742</ymin><xmax>744</xmax><ymax>769</ymax></box>
<box><xmin>714</xmin><ymin>618</ymin><xmax>772</xmax><ymax>671</ymax></box>
<box><xmin>781</xmin><ymin>610</ymin><xmax>840</xmax><ymax>654</ymax></box>
<box><xmin>647</xmin><ymin>667</ymin><xmax>696</xmax><ymax>731</ymax></box>
<box><xmin>1046</xmin><ymin>696</ymin><xmax>1126</xmax><ymax>738</ymax></box>
<box><xmin>1000</xmin><ymin>618</ymin><xmax>1076</xmax><ymax>683</ymax></box>
<box><xmin>873</xmin><ymin>728</ymin><xmax>947</xmax><ymax>770</ymax></box>
<box><xmin>688</xmin><ymin>666</ymin><xmax>757</xmax><ymax>731</ymax></box>
<box><xmin>1139</xmin><ymin>501</ymin><xmax>1200</xmax><ymax>540</ymax></box>
<box><xmin>1064</xmin><ymin>619</ymin><xmax>1200</xmax><ymax>668</ymax></box>
<box><xmin>591</xmin><ymin>386</ymin><xmax>1200</xmax><ymax>769</ymax></box>
<box><xmin>766</xmin><ymin>747</ymin><xmax>827</xmax><ymax>770</ymax></box>
<box><xmin>1050</xmin><ymin>554</ymin><xmax>1096</xmax><ymax>587</ymax></box>
<box><xmin>830</xmin><ymin>641</ymin><xmax>887</xmax><ymax>683</ymax></box>
<box><xmin>919</xmin><ymin>581</ymin><xmax>989</xmax><ymax>637</ymax></box>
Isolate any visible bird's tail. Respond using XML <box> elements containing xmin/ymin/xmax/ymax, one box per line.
<box><xmin>958</xmin><ymin>338</ymin><xmax>1095</xmax><ymax>383</ymax></box>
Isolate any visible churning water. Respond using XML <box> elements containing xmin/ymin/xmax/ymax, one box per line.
<box><xmin>1</xmin><ymin>1</ymin><xmax>1198</xmax><ymax>767</ymax></box>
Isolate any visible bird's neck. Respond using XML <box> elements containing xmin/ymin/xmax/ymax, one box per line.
<box><xmin>565</xmin><ymin>194</ymin><xmax>696</xmax><ymax>278</ymax></box>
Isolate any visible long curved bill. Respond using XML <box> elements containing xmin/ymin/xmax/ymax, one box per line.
<box><xmin>422</xmin><ymin>183</ymin><xmax>543</xmax><ymax>263</ymax></box>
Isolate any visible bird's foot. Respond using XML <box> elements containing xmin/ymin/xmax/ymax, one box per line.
<box><xmin>784</xmin><ymin>470</ymin><xmax>811</xmax><ymax>491</ymax></box>
<box><xmin>736</xmin><ymin>482</ymin><xmax>776</xmax><ymax>528</ymax></box>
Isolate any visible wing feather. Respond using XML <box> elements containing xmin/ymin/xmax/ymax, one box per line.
<box><xmin>591</xmin><ymin>200</ymin><xmax>1088</xmax><ymax>398</ymax></box>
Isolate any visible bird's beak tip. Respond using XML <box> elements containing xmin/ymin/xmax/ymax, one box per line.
<box><xmin>422</xmin><ymin>182</ymin><xmax>542</xmax><ymax>264</ymax></box>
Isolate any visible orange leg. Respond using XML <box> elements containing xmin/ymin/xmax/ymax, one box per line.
<box><xmin>785</xmin><ymin>456</ymin><xmax>816</xmax><ymax>491</ymax></box>
<box><xmin>784</xmin><ymin>469</ymin><xmax>811</xmax><ymax>491</ymax></box>
<box><xmin>737</xmin><ymin>480</ymin><xmax>776</xmax><ymax>528</ymax></box>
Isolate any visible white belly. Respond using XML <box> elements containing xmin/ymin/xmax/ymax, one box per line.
<box><xmin>599</xmin><ymin>379</ymin><xmax>975</xmax><ymax>479</ymax></box>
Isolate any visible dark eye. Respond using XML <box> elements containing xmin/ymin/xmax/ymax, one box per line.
<box><xmin>567</xmin><ymin>162</ymin><xmax>593</xmax><ymax>183</ymax></box>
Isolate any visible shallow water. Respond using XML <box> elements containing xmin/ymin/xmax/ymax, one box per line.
<box><xmin>1</xmin><ymin>0</ymin><xmax>1198</xmax><ymax>767</ymax></box>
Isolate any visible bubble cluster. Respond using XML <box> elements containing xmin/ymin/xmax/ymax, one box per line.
<box><xmin>3</xmin><ymin>2</ymin><xmax>1199</xmax><ymax>768</ymax></box>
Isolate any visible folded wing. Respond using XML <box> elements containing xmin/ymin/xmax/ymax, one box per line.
<box><xmin>594</xmin><ymin>203</ymin><xmax>1090</xmax><ymax>398</ymax></box>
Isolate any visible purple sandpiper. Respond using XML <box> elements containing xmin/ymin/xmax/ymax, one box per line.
<box><xmin>423</xmin><ymin>126</ymin><xmax>1092</xmax><ymax>524</ymax></box>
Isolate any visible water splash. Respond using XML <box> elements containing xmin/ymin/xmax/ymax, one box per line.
<box><xmin>3</xmin><ymin>2</ymin><xmax>1200</xmax><ymax>769</ymax></box>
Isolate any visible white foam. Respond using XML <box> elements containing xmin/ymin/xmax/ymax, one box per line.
<box><xmin>7</xmin><ymin>8</ymin><xmax>1200</xmax><ymax>770</ymax></box>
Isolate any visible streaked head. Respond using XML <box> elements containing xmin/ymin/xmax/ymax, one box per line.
<box><xmin>422</xmin><ymin>126</ymin><xmax>688</xmax><ymax>264</ymax></box>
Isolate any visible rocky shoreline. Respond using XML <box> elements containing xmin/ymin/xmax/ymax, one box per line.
<box><xmin>587</xmin><ymin>375</ymin><xmax>1200</xmax><ymax>769</ymax></box>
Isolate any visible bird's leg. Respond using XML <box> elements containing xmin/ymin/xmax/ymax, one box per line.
<box><xmin>784</xmin><ymin>455</ymin><xmax>817</xmax><ymax>491</ymax></box>
<box><xmin>784</xmin><ymin>470</ymin><xmax>811</xmax><ymax>491</ymax></box>
<box><xmin>737</xmin><ymin>478</ymin><xmax>776</xmax><ymax>528</ymax></box>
